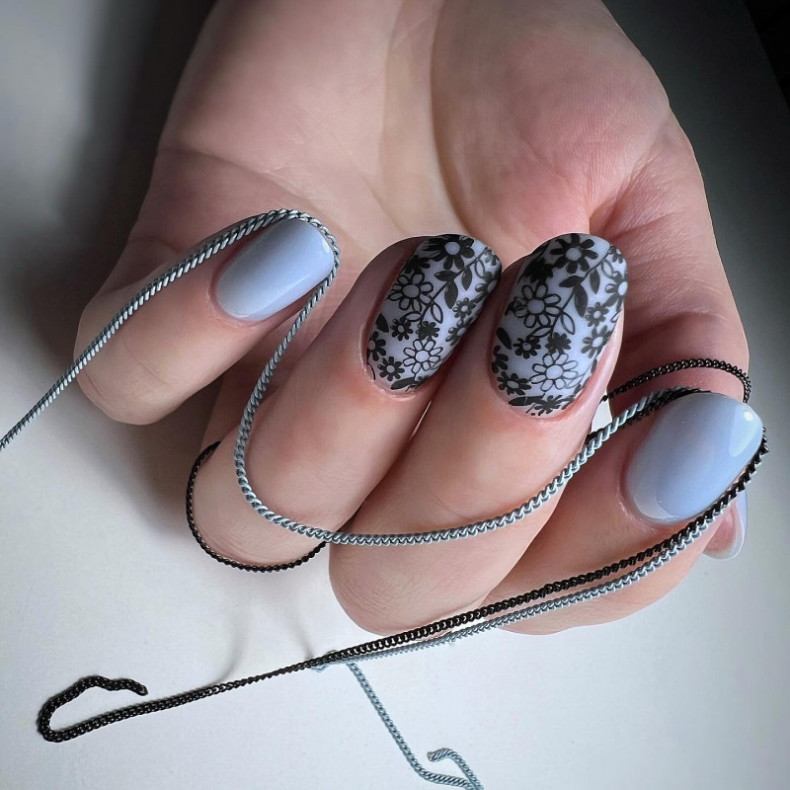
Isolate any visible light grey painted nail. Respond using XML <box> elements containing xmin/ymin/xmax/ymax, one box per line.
<box><xmin>367</xmin><ymin>235</ymin><xmax>501</xmax><ymax>390</ymax></box>
<box><xmin>215</xmin><ymin>218</ymin><xmax>334</xmax><ymax>321</ymax></box>
<box><xmin>625</xmin><ymin>392</ymin><xmax>763</xmax><ymax>525</ymax></box>
<box><xmin>706</xmin><ymin>490</ymin><xmax>748</xmax><ymax>560</ymax></box>
<box><xmin>491</xmin><ymin>234</ymin><xmax>627</xmax><ymax>415</ymax></box>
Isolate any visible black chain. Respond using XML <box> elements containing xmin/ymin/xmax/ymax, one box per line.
<box><xmin>604</xmin><ymin>357</ymin><xmax>751</xmax><ymax>403</ymax></box>
<box><xmin>185</xmin><ymin>442</ymin><xmax>327</xmax><ymax>572</ymax></box>
<box><xmin>37</xmin><ymin>359</ymin><xmax>765</xmax><ymax>743</ymax></box>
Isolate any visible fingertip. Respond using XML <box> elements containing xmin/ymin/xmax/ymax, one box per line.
<box><xmin>73</xmin><ymin>217</ymin><xmax>338</xmax><ymax>426</ymax></box>
<box><xmin>213</xmin><ymin>217</ymin><xmax>335</xmax><ymax>322</ymax></box>
<box><xmin>704</xmin><ymin>492</ymin><xmax>747</xmax><ymax>561</ymax></box>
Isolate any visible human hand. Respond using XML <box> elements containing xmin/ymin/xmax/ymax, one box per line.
<box><xmin>76</xmin><ymin>0</ymin><xmax>760</xmax><ymax>634</ymax></box>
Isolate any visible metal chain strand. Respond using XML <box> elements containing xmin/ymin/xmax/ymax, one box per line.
<box><xmin>0</xmin><ymin>210</ymin><xmax>339</xmax><ymax>453</ymax></box>
<box><xmin>185</xmin><ymin>442</ymin><xmax>327</xmax><ymax>572</ymax></box>
<box><xmin>189</xmin><ymin>386</ymin><xmax>698</xmax><ymax>558</ymax></box>
<box><xmin>34</xmin><ymin>388</ymin><xmax>766</xmax><ymax>744</ymax></box>
<box><xmin>34</xmin><ymin>425</ymin><xmax>766</xmax><ymax>744</ymax></box>
<box><xmin>0</xmin><ymin>211</ymin><xmax>766</xmax><ymax>790</ymax></box>
<box><xmin>232</xmin><ymin>387</ymin><xmax>697</xmax><ymax>546</ymax></box>
<box><xmin>341</xmin><ymin>436</ymin><xmax>767</xmax><ymax>666</ymax></box>
<box><xmin>342</xmin><ymin>661</ymin><xmax>484</xmax><ymax>789</ymax></box>
<box><xmin>604</xmin><ymin>358</ymin><xmax>751</xmax><ymax>404</ymax></box>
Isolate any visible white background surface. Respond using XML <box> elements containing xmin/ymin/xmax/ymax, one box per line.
<box><xmin>1</xmin><ymin>1</ymin><xmax>789</xmax><ymax>788</ymax></box>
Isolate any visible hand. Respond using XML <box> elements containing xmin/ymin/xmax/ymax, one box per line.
<box><xmin>76</xmin><ymin>0</ymin><xmax>757</xmax><ymax>635</ymax></box>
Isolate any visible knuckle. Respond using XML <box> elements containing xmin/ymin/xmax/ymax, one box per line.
<box><xmin>76</xmin><ymin>365</ymin><xmax>159</xmax><ymax>425</ymax></box>
<box><xmin>331</xmin><ymin>565</ymin><xmax>425</xmax><ymax>636</ymax></box>
<box><xmin>74</xmin><ymin>306</ymin><xmax>174</xmax><ymax>425</ymax></box>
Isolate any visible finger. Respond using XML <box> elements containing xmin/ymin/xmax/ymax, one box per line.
<box><xmin>704</xmin><ymin>491</ymin><xmax>748</xmax><ymax>560</ymax></box>
<box><xmin>72</xmin><ymin>0</ymin><xmax>392</xmax><ymax>427</ymax></box>
<box><xmin>76</xmin><ymin>210</ymin><xmax>335</xmax><ymax>425</ymax></box>
<box><xmin>330</xmin><ymin>234</ymin><xmax>628</xmax><ymax>634</ymax></box>
<box><xmin>489</xmin><ymin>392</ymin><xmax>762</xmax><ymax>635</ymax></box>
<box><xmin>192</xmin><ymin>235</ymin><xmax>502</xmax><ymax>565</ymax></box>
<box><xmin>488</xmin><ymin>120</ymin><xmax>763</xmax><ymax>633</ymax></box>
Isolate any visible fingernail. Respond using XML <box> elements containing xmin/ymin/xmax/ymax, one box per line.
<box><xmin>705</xmin><ymin>491</ymin><xmax>748</xmax><ymax>560</ymax></box>
<box><xmin>367</xmin><ymin>235</ymin><xmax>501</xmax><ymax>390</ymax></box>
<box><xmin>491</xmin><ymin>234</ymin><xmax>627</xmax><ymax>415</ymax></box>
<box><xmin>215</xmin><ymin>218</ymin><xmax>335</xmax><ymax>321</ymax></box>
<box><xmin>625</xmin><ymin>392</ymin><xmax>763</xmax><ymax>524</ymax></box>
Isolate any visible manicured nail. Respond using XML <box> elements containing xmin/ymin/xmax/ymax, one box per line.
<box><xmin>705</xmin><ymin>491</ymin><xmax>748</xmax><ymax>560</ymax></box>
<box><xmin>367</xmin><ymin>235</ymin><xmax>501</xmax><ymax>390</ymax></box>
<box><xmin>215</xmin><ymin>218</ymin><xmax>334</xmax><ymax>321</ymax></box>
<box><xmin>491</xmin><ymin>234</ymin><xmax>627</xmax><ymax>415</ymax></box>
<box><xmin>625</xmin><ymin>392</ymin><xmax>763</xmax><ymax>524</ymax></box>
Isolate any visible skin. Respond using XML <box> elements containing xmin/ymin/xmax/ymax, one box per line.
<box><xmin>76</xmin><ymin>0</ymin><xmax>747</xmax><ymax>635</ymax></box>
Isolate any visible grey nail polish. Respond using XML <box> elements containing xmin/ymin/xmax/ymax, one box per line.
<box><xmin>215</xmin><ymin>218</ymin><xmax>334</xmax><ymax>321</ymax></box>
<box><xmin>367</xmin><ymin>235</ymin><xmax>501</xmax><ymax>390</ymax></box>
<box><xmin>625</xmin><ymin>392</ymin><xmax>763</xmax><ymax>525</ymax></box>
<box><xmin>706</xmin><ymin>491</ymin><xmax>748</xmax><ymax>560</ymax></box>
<box><xmin>491</xmin><ymin>234</ymin><xmax>627</xmax><ymax>415</ymax></box>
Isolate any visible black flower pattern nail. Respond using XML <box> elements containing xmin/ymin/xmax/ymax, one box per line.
<box><xmin>491</xmin><ymin>234</ymin><xmax>627</xmax><ymax>414</ymax></box>
<box><xmin>368</xmin><ymin>235</ymin><xmax>502</xmax><ymax>390</ymax></box>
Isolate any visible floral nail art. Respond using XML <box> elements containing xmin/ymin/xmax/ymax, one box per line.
<box><xmin>492</xmin><ymin>233</ymin><xmax>627</xmax><ymax>415</ymax></box>
<box><xmin>368</xmin><ymin>235</ymin><xmax>501</xmax><ymax>390</ymax></box>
